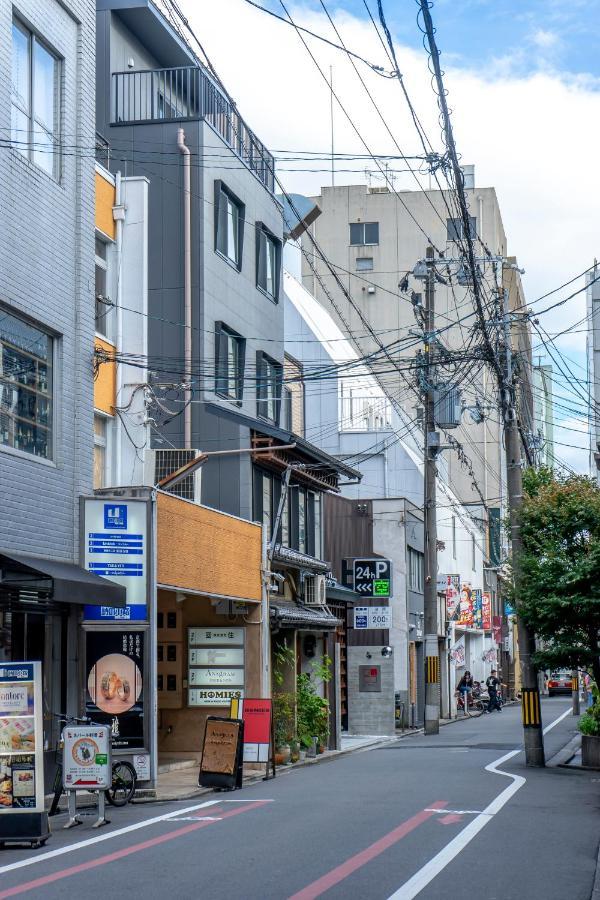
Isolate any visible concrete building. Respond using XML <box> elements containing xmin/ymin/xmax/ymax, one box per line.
<box><xmin>285</xmin><ymin>271</ymin><xmax>490</xmax><ymax>728</ymax></box>
<box><xmin>0</xmin><ymin>0</ymin><xmax>128</xmax><ymax>775</ymax></box>
<box><xmin>300</xmin><ymin>177</ymin><xmax>534</xmax><ymax>562</ymax></box>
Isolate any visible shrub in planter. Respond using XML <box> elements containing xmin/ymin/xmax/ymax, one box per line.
<box><xmin>579</xmin><ymin>703</ymin><xmax>600</xmax><ymax>767</ymax></box>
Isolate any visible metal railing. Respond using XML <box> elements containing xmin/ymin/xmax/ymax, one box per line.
<box><xmin>111</xmin><ymin>66</ymin><xmax>275</xmax><ymax>192</ymax></box>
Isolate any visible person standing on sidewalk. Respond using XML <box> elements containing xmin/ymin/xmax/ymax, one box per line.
<box><xmin>486</xmin><ymin>670</ymin><xmax>502</xmax><ymax>712</ymax></box>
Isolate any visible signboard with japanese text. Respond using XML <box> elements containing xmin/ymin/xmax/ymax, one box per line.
<box><xmin>0</xmin><ymin>662</ymin><xmax>44</xmax><ymax>815</ymax></box>
<box><xmin>445</xmin><ymin>575</ymin><xmax>460</xmax><ymax>620</ymax></box>
<box><xmin>230</xmin><ymin>698</ymin><xmax>272</xmax><ymax>763</ymax></box>
<box><xmin>450</xmin><ymin>636</ymin><xmax>466</xmax><ymax>667</ymax></box>
<box><xmin>199</xmin><ymin>717</ymin><xmax>244</xmax><ymax>790</ymax></box>
<box><xmin>188</xmin><ymin>628</ymin><xmax>245</xmax><ymax>707</ymax></box>
<box><xmin>472</xmin><ymin>589</ymin><xmax>483</xmax><ymax>629</ymax></box>
<box><xmin>456</xmin><ymin>583</ymin><xmax>474</xmax><ymax>628</ymax></box>
<box><xmin>62</xmin><ymin>725</ymin><xmax>111</xmax><ymax>791</ymax></box>
<box><xmin>352</xmin><ymin>559</ymin><xmax>392</xmax><ymax>598</ymax></box>
<box><xmin>482</xmin><ymin>592</ymin><xmax>492</xmax><ymax>631</ymax></box>
<box><xmin>85</xmin><ymin>630</ymin><xmax>145</xmax><ymax>750</ymax></box>
<box><xmin>83</xmin><ymin>498</ymin><xmax>148</xmax><ymax>622</ymax></box>
<box><xmin>353</xmin><ymin>606</ymin><xmax>392</xmax><ymax>630</ymax></box>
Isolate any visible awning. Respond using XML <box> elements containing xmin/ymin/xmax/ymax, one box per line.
<box><xmin>270</xmin><ymin>600</ymin><xmax>342</xmax><ymax>631</ymax></box>
<box><xmin>0</xmin><ymin>550</ymin><xmax>127</xmax><ymax>607</ymax></box>
<box><xmin>326</xmin><ymin>580</ymin><xmax>360</xmax><ymax>603</ymax></box>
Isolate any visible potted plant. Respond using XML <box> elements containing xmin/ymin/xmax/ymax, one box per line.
<box><xmin>273</xmin><ymin>692</ymin><xmax>295</xmax><ymax>765</ymax></box>
<box><xmin>297</xmin><ymin>667</ymin><xmax>330</xmax><ymax>758</ymax></box>
<box><xmin>579</xmin><ymin>702</ymin><xmax>600</xmax><ymax>768</ymax></box>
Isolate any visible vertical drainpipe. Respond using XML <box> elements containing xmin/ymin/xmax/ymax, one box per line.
<box><xmin>178</xmin><ymin>128</ymin><xmax>192</xmax><ymax>449</ymax></box>
<box><xmin>114</xmin><ymin>171</ymin><xmax>123</xmax><ymax>484</ymax></box>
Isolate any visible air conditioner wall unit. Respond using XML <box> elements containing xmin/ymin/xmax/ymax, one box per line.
<box><xmin>304</xmin><ymin>573</ymin><xmax>327</xmax><ymax>606</ymax></box>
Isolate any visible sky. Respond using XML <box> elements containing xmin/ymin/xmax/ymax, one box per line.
<box><xmin>182</xmin><ymin>0</ymin><xmax>600</xmax><ymax>473</ymax></box>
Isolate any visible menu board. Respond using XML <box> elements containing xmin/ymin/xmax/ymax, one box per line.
<box><xmin>0</xmin><ymin>662</ymin><xmax>44</xmax><ymax>814</ymax></box>
<box><xmin>188</xmin><ymin>628</ymin><xmax>245</xmax><ymax>707</ymax></box>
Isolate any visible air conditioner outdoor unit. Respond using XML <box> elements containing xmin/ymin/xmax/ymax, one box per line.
<box><xmin>144</xmin><ymin>448</ymin><xmax>202</xmax><ymax>503</ymax></box>
<box><xmin>304</xmin><ymin>574</ymin><xmax>327</xmax><ymax>606</ymax></box>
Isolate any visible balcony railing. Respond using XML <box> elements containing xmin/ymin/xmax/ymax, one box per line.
<box><xmin>111</xmin><ymin>66</ymin><xmax>275</xmax><ymax>192</ymax></box>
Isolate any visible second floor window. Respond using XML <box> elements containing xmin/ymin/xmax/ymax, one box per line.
<box><xmin>95</xmin><ymin>238</ymin><xmax>112</xmax><ymax>339</ymax></box>
<box><xmin>253</xmin><ymin>468</ymin><xmax>322</xmax><ymax>558</ymax></box>
<box><xmin>215</xmin><ymin>322</ymin><xmax>245</xmax><ymax>402</ymax></box>
<box><xmin>350</xmin><ymin>222</ymin><xmax>379</xmax><ymax>246</ymax></box>
<box><xmin>0</xmin><ymin>306</ymin><xmax>53</xmax><ymax>459</ymax></box>
<box><xmin>447</xmin><ymin>217</ymin><xmax>476</xmax><ymax>242</ymax></box>
<box><xmin>11</xmin><ymin>18</ymin><xmax>61</xmax><ymax>179</ymax></box>
<box><xmin>256</xmin><ymin>225</ymin><xmax>281</xmax><ymax>301</ymax></box>
<box><xmin>215</xmin><ymin>182</ymin><xmax>244</xmax><ymax>269</ymax></box>
<box><xmin>408</xmin><ymin>548</ymin><xmax>424</xmax><ymax>592</ymax></box>
<box><xmin>256</xmin><ymin>352</ymin><xmax>282</xmax><ymax>423</ymax></box>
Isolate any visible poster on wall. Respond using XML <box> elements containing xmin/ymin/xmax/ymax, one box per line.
<box><xmin>450</xmin><ymin>636</ymin><xmax>466</xmax><ymax>667</ymax></box>
<box><xmin>0</xmin><ymin>661</ymin><xmax>45</xmax><ymax>823</ymax></box>
<box><xmin>83</xmin><ymin>498</ymin><xmax>148</xmax><ymax>622</ymax></box>
<box><xmin>482</xmin><ymin>592</ymin><xmax>492</xmax><ymax>630</ymax></box>
<box><xmin>445</xmin><ymin>575</ymin><xmax>460</xmax><ymax>620</ymax></box>
<box><xmin>472</xmin><ymin>589</ymin><xmax>483</xmax><ymax>629</ymax></box>
<box><xmin>456</xmin><ymin>583</ymin><xmax>474</xmax><ymax>627</ymax></box>
<box><xmin>85</xmin><ymin>631</ymin><xmax>145</xmax><ymax>750</ymax></box>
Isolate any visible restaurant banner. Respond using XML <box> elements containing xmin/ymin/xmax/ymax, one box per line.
<box><xmin>445</xmin><ymin>575</ymin><xmax>460</xmax><ymax>620</ymax></box>
<box><xmin>86</xmin><ymin>630</ymin><xmax>145</xmax><ymax>750</ymax></box>
<box><xmin>456</xmin><ymin>583</ymin><xmax>474</xmax><ymax>627</ymax></box>
<box><xmin>482</xmin><ymin>592</ymin><xmax>492</xmax><ymax>631</ymax></box>
<box><xmin>472</xmin><ymin>589</ymin><xmax>483</xmax><ymax>629</ymax></box>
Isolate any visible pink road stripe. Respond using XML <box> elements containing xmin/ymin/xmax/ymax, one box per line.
<box><xmin>288</xmin><ymin>801</ymin><xmax>448</xmax><ymax>900</ymax></box>
<box><xmin>0</xmin><ymin>802</ymin><xmax>268</xmax><ymax>899</ymax></box>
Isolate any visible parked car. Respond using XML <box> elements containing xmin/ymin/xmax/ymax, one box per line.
<box><xmin>547</xmin><ymin>670</ymin><xmax>573</xmax><ymax>695</ymax></box>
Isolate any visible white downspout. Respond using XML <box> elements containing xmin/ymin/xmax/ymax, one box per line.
<box><xmin>114</xmin><ymin>171</ymin><xmax>124</xmax><ymax>484</ymax></box>
<box><xmin>178</xmin><ymin>128</ymin><xmax>192</xmax><ymax>449</ymax></box>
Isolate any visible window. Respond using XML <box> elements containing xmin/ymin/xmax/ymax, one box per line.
<box><xmin>215</xmin><ymin>322</ymin><xmax>245</xmax><ymax>402</ymax></box>
<box><xmin>452</xmin><ymin>516</ymin><xmax>457</xmax><ymax>559</ymax></box>
<box><xmin>253</xmin><ymin>470</ymin><xmax>323</xmax><ymax>559</ymax></box>
<box><xmin>446</xmin><ymin>217</ymin><xmax>476</xmax><ymax>242</ymax></box>
<box><xmin>11</xmin><ymin>18</ymin><xmax>60</xmax><ymax>178</ymax></box>
<box><xmin>95</xmin><ymin>238</ymin><xmax>112</xmax><ymax>339</ymax></box>
<box><xmin>93</xmin><ymin>414</ymin><xmax>108</xmax><ymax>489</ymax></box>
<box><xmin>0</xmin><ymin>307</ymin><xmax>53</xmax><ymax>459</ymax></box>
<box><xmin>256</xmin><ymin>352</ymin><xmax>282</xmax><ymax>423</ymax></box>
<box><xmin>215</xmin><ymin>182</ymin><xmax>244</xmax><ymax>269</ymax></box>
<box><xmin>408</xmin><ymin>548</ymin><xmax>424</xmax><ymax>592</ymax></box>
<box><xmin>356</xmin><ymin>257</ymin><xmax>373</xmax><ymax>271</ymax></box>
<box><xmin>349</xmin><ymin>222</ymin><xmax>379</xmax><ymax>246</ymax></box>
<box><xmin>256</xmin><ymin>224</ymin><xmax>281</xmax><ymax>301</ymax></box>
<box><xmin>472</xmin><ymin>534</ymin><xmax>476</xmax><ymax>570</ymax></box>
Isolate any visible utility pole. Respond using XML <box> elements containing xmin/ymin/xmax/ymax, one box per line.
<box><xmin>502</xmin><ymin>286</ymin><xmax>545</xmax><ymax>766</ymax></box>
<box><xmin>572</xmin><ymin>669</ymin><xmax>581</xmax><ymax>716</ymax></box>
<box><xmin>424</xmin><ymin>246</ymin><xmax>440</xmax><ymax>735</ymax></box>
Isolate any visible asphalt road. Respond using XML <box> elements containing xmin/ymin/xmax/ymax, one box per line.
<box><xmin>0</xmin><ymin>699</ymin><xmax>597</xmax><ymax>900</ymax></box>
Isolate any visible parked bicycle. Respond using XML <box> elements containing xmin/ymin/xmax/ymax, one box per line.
<box><xmin>455</xmin><ymin>691</ymin><xmax>486</xmax><ymax>718</ymax></box>
<box><xmin>49</xmin><ymin>714</ymin><xmax>137</xmax><ymax>816</ymax></box>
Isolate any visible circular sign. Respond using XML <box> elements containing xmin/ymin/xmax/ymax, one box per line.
<box><xmin>71</xmin><ymin>737</ymin><xmax>99</xmax><ymax>767</ymax></box>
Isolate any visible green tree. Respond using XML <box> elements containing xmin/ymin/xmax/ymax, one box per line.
<box><xmin>516</xmin><ymin>467</ymin><xmax>600</xmax><ymax>687</ymax></box>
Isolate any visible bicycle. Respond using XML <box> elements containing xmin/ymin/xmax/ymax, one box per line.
<box><xmin>49</xmin><ymin>715</ymin><xmax>137</xmax><ymax>816</ymax></box>
<box><xmin>456</xmin><ymin>691</ymin><xmax>485</xmax><ymax>718</ymax></box>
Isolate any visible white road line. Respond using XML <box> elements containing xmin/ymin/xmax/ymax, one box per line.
<box><xmin>0</xmin><ymin>798</ymin><xmax>225</xmax><ymax>876</ymax></box>
<box><xmin>424</xmin><ymin>809</ymin><xmax>486</xmax><ymax>816</ymax></box>
<box><xmin>387</xmin><ymin>704</ymin><xmax>572</xmax><ymax>900</ymax></box>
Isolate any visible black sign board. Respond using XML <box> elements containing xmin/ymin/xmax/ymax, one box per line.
<box><xmin>85</xmin><ymin>630</ymin><xmax>145</xmax><ymax>750</ymax></box>
<box><xmin>352</xmin><ymin>558</ymin><xmax>392</xmax><ymax>598</ymax></box>
<box><xmin>199</xmin><ymin>717</ymin><xmax>244</xmax><ymax>790</ymax></box>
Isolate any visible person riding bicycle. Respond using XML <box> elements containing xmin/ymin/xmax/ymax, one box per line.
<box><xmin>486</xmin><ymin>669</ymin><xmax>502</xmax><ymax>712</ymax></box>
<box><xmin>457</xmin><ymin>671</ymin><xmax>474</xmax><ymax>708</ymax></box>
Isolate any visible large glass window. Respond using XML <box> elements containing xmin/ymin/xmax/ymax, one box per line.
<box><xmin>446</xmin><ymin>217</ymin><xmax>476</xmax><ymax>242</ymax></box>
<box><xmin>0</xmin><ymin>307</ymin><xmax>53</xmax><ymax>459</ymax></box>
<box><xmin>256</xmin><ymin>352</ymin><xmax>282</xmax><ymax>423</ymax></box>
<box><xmin>349</xmin><ymin>222</ymin><xmax>379</xmax><ymax>246</ymax></box>
<box><xmin>11</xmin><ymin>19</ymin><xmax>60</xmax><ymax>178</ymax></box>
<box><xmin>253</xmin><ymin>470</ymin><xmax>323</xmax><ymax>560</ymax></box>
<box><xmin>408</xmin><ymin>548</ymin><xmax>424</xmax><ymax>592</ymax></box>
<box><xmin>215</xmin><ymin>322</ymin><xmax>245</xmax><ymax>401</ymax></box>
<box><xmin>215</xmin><ymin>182</ymin><xmax>244</xmax><ymax>269</ymax></box>
<box><xmin>257</xmin><ymin>226</ymin><xmax>280</xmax><ymax>301</ymax></box>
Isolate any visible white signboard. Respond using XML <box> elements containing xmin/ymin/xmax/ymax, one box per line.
<box><xmin>354</xmin><ymin>606</ymin><xmax>392</xmax><ymax>629</ymax></box>
<box><xmin>83</xmin><ymin>499</ymin><xmax>148</xmax><ymax>615</ymax></box>
<box><xmin>188</xmin><ymin>628</ymin><xmax>244</xmax><ymax>646</ymax></box>
<box><xmin>450</xmin><ymin>637</ymin><xmax>466</xmax><ymax>667</ymax></box>
<box><xmin>132</xmin><ymin>753</ymin><xmax>150</xmax><ymax>782</ymax></box>
<box><xmin>62</xmin><ymin>725</ymin><xmax>111</xmax><ymax>791</ymax></box>
<box><xmin>188</xmin><ymin>628</ymin><xmax>245</xmax><ymax>707</ymax></box>
<box><xmin>188</xmin><ymin>688</ymin><xmax>244</xmax><ymax>707</ymax></box>
<box><xmin>189</xmin><ymin>648</ymin><xmax>244</xmax><ymax>666</ymax></box>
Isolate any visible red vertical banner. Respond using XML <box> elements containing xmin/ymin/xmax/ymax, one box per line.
<box><xmin>482</xmin><ymin>592</ymin><xmax>492</xmax><ymax>631</ymax></box>
<box><xmin>492</xmin><ymin>616</ymin><xmax>502</xmax><ymax>645</ymax></box>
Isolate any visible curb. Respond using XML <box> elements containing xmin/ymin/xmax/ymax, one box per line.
<box><xmin>593</xmin><ymin>841</ymin><xmax>600</xmax><ymax>900</ymax></box>
<box><xmin>547</xmin><ymin>734</ymin><xmax>581</xmax><ymax>768</ymax></box>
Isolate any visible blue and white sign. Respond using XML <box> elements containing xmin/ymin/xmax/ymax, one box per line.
<box><xmin>83</xmin><ymin>499</ymin><xmax>148</xmax><ymax>622</ymax></box>
<box><xmin>353</xmin><ymin>606</ymin><xmax>392</xmax><ymax>630</ymax></box>
<box><xmin>354</xmin><ymin>607</ymin><xmax>369</xmax><ymax>629</ymax></box>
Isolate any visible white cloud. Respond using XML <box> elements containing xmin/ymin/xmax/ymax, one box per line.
<box><xmin>531</xmin><ymin>28</ymin><xmax>559</xmax><ymax>49</ymax></box>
